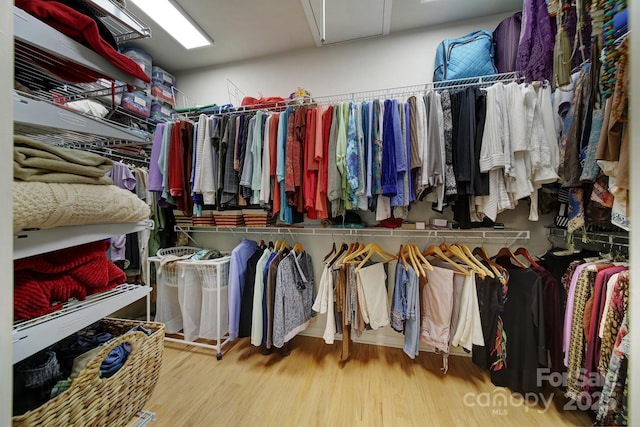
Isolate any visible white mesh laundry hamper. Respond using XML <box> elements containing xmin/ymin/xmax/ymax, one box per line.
<box><xmin>176</xmin><ymin>257</ymin><xmax>230</xmax><ymax>343</ymax></box>
<box><xmin>195</xmin><ymin>258</ymin><xmax>230</xmax><ymax>341</ymax></box>
<box><xmin>153</xmin><ymin>246</ymin><xmax>200</xmax><ymax>333</ymax></box>
<box><xmin>154</xmin><ymin>261</ymin><xmax>183</xmax><ymax>334</ymax></box>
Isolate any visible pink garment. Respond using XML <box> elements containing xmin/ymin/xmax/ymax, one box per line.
<box><xmin>420</xmin><ymin>265</ymin><xmax>455</xmax><ymax>352</ymax></box>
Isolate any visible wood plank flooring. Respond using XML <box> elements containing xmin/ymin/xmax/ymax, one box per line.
<box><xmin>142</xmin><ymin>336</ymin><xmax>594</xmax><ymax>427</ymax></box>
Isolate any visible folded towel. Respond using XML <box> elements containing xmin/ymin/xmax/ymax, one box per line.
<box><xmin>14</xmin><ymin>135</ymin><xmax>114</xmax><ymax>185</ymax></box>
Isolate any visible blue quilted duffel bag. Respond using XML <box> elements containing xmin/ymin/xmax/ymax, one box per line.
<box><xmin>433</xmin><ymin>30</ymin><xmax>498</xmax><ymax>81</ymax></box>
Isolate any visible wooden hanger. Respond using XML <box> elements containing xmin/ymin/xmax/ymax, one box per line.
<box><xmin>327</xmin><ymin>242</ymin><xmax>348</xmax><ymax>267</ymax></box>
<box><xmin>491</xmin><ymin>247</ymin><xmax>528</xmax><ymax>268</ymax></box>
<box><xmin>346</xmin><ymin>243</ymin><xmax>397</xmax><ymax>272</ymax></box>
<box><xmin>514</xmin><ymin>247</ymin><xmax>540</xmax><ymax>268</ymax></box>
<box><xmin>455</xmin><ymin>243</ymin><xmax>494</xmax><ymax>278</ymax></box>
<box><xmin>408</xmin><ymin>244</ymin><xmax>433</xmax><ymax>272</ymax></box>
<box><xmin>472</xmin><ymin>246</ymin><xmax>508</xmax><ymax>285</ymax></box>
<box><xmin>323</xmin><ymin>241</ymin><xmax>337</xmax><ymax>262</ymax></box>
<box><xmin>440</xmin><ymin>243</ymin><xmax>486</xmax><ymax>279</ymax></box>
<box><xmin>409</xmin><ymin>244</ymin><xmax>427</xmax><ymax>277</ymax></box>
<box><xmin>280</xmin><ymin>240</ymin><xmax>291</xmax><ymax>251</ymax></box>
<box><xmin>333</xmin><ymin>242</ymin><xmax>359</xmax><ymax>268</ymax></box>
<box><xmin>423</xmin><ymin>245</ymin><xmax>469</xmax><ymax>276</ymax></box>
<box><xmin>292</xmin><ymin>242</ymin><xmax>304</xmax><ymax>254</ymax></box>
<box><xmin>398</xmin><ymin>244</ymin><xmax>409</xmax><ymax>271</ymax></box>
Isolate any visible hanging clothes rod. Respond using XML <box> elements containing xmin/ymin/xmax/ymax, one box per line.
<box><xmin>313</xmin><ymin>71</ymin><xmax>521</xmax><ymax>104</ymax></box>
<box><xmin>178</xmin><ymin>72</ymin><xmax>520</xmax><ymax>119</ymax></box>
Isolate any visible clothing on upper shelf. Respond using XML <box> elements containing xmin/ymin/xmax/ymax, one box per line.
<box><xmin>15</xmin><ymin>0</ymin><xmax>150</xmax><ymax>84</ymax></box>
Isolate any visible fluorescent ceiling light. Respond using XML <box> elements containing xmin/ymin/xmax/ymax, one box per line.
<box><xmin>130</xmin><ymin>0</ymin><xmax>212</xmax><ymax>49</ymax></box>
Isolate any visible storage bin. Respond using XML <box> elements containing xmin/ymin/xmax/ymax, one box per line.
<box><xmin>150</xmin><ymin>100</ymin><xmax>174</xmax><ymax>123</ymax></box>
<box><xmin>151</xmin><ymin>83</ymin><xmax>175</xmax><ymax>107</ymax></box>
<box><xmin>13</xmin><ymin>318</ymin><xmax>165</xmax><ymax>427</ymax></box>
<box><xmin>151</xmin><ymin>66</ymin><xmax>176</xmax><ymax>88</ymax></box>
<box><xmin>121</xmin><ymin>91</ymin><xmax>151</xmax><ymax>118</ymax></box>
<box><xmin>121</xmin><ymin>47</ymin><xmax>153</xmax><ymax>80</ymax></box>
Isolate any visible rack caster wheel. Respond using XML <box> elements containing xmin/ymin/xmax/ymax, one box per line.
<box><xmin>216</xmin><ymin>353</ymin><xmax>222</xmax><ymax>360</ymax></box>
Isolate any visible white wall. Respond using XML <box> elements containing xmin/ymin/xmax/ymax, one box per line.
<box><xmin>176</xmin><ymin>12</ymin><xmax>514</xmax><ymax>105</ymax></box>
<box><xmin>1</xmin><ymin>0</ymin><xmax>13</xmax><ymax>423</ymax></box>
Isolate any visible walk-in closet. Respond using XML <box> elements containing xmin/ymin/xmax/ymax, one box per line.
<box><xmin>2</xmin><ymin>0</ymin><xmax>638</xmax><ymax>426</ymax></box>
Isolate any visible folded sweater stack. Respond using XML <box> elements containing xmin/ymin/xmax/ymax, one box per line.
<box><xmin>14</xmin><ymin>240</ymin><xmax>126</xmax><ymax>320</ymax></box>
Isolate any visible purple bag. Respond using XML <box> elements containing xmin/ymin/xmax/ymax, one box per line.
<box><xmin>493</xmin><ymin>12</ymin><xmax>522</xmax><ymax>73</ymax></box>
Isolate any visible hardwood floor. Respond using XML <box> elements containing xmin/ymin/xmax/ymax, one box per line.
<box><xmin>143</xmin><ymin>336</ymin><xmax>594</xmax><ymax>427</ymax></box>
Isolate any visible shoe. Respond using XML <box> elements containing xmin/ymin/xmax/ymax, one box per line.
<box><xmin>261</xmin><ymin>346</ymin><xmax>272</xmax><ymax>355</ymax></box>
<box><xmin>280</xmin><ymin>343</ymin><xmax>291</xmax><ymax>356</ymax></box>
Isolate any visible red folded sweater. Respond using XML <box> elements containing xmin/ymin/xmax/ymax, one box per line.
<box><xmin>14</xmin><ymin>240</ymin><xmax>126</xmax><ymax>321</ymax></box>
<box><xmin>16</xmin><ymin>0</ymin><xmax>150</xmax><ymax>84</ymax></box>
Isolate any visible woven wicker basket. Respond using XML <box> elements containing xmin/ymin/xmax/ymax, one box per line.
<box><xmin>13</xmin><ymin>318</ymin><xmax>165</xmax><ymax>427</ymax></box>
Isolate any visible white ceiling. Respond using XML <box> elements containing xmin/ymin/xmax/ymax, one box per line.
<box><xmin>126</xmin><ymin>0</ymin><xmax>522</xmax><ymax>73</ymax></box>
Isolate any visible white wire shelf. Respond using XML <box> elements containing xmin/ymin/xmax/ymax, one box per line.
<box><xmin>176</xmin><ymin>224</ymin><xmax>530</xmax><ymax>242</ymax></box>
<box><xmin>14</xmin><ymin>5</ymin><xmax>148</xmax><ymax>90</ymax></box>
<box><xmin>14</xmin><ymin>220</ymin><xmax>154</xmax><ymax>260</ymax></box>
<box><xmin>546</xmin><ymin>226</ymin><xmax>629</xmax><ymax>254</ymax></box>
<box><xmin>14</xmin><ymin>91</ymin><xmax>152</xmax><ymax>146</ymax></box>
<box><xmin>13</xmin><ymin>284</ymin><xmax>151</xmax><ymax>364</ymax></box>
<box><xmin>81</xmin><ymin>0</ymin><xmax>151</xmax><ymax>43</ymax></box>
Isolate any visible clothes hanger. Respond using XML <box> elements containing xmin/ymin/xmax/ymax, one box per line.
<box><xmin>491</xmin><ymin>246</ymin><xmax>528</xmax><ymax>269</ymax></box>
<box><xmin>354</xmin><ymin>244</ymin><xmax>397</xmax><ymax>273</ymax></box>
<box><xmin>346</xmin><ymin>243</ymin><xmax>396</xmax><ymax>264</ymax></box>
<box><xmin>327</xmin><ymin>242</ymin><xmax>348</xmax><ymax>267</ymax></box>
<box><xmin>333</xmin><ymin>242</ymin><xmax>359</xmax><ymax>268</ymax></box>
<box><xmin>440</xmin><ymin>243</ymin><xmax>486</xmax><ymax>279</ymax></box>
<box><xmin>398</xmin><ymin>244</ymin><xmax>409</xmax><ymax>271</ymax></box>
<box><xmin>292</xmin><ymin>242</ymin><xmax>305</xmax><ymax>254</ymax></box>
<box><xmin>323</xmin><ymin>241</ymin><xmax>337</xmax><ymax>262</ymax></box>
<box><xmin>514</xmin><ymin>247</ymin><xmax>540</xmax><ymax>269</ymax></box>
<box><xmin>455</xmin><ymin>243</ymin><xmax>494</xmax><ymax>278</ymax></box>
<box><xmin>472</xmin><ymin>246</ymin><xmax>508</xmax><ymax>285</ymax></box>
<box><xmin>406</xmin><ymin>244</ymin><xmax>426</xmax><ymax>277</ymax></box>
<box><xmin>408</xmin><ymin>244</ymin><xmax>433</xmax><ymax>272</ymax></box>
<box><xmin>422</xmin><ymin>245</ymin><xmax>469</xmax><ymax>276</ymax></box>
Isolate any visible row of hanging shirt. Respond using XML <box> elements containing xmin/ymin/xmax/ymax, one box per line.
<box><xmin>146</xmin><ymin>79</ymin><xmax>564</xmax><ymax>228</ymax></box>
<box><xmin>554</xmin><ymin>54</ymin><xmax>630</xmax><ymax>234</ymax></box>
<box><xmin>105</xmin><ymin>161</ymin><xmax>151</xmax><ymax>279</ymax></box>
<box><xmin>558</xmin><ymin>254</ymin><xmax>629</xmax><ymax>425</ymax></box>
<box><xmin>312</xmin><ymin>239</ymin><xmax>564</xmax><ymax>393</ymax></box>
<box><xmin>228</xmin><ymin>238</ymin><xmax>315</xmax><ymax>353</ymax></box>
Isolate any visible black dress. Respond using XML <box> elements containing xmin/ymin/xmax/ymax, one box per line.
<box><xmin>490</xmin><ymin>267</ymin><xmax>547</xmax><ymax>393</ymax></box>
<box><xmin>238</xmin><ymin>247</ymin><xmax>265</xmax><ymax>338</ymax></box>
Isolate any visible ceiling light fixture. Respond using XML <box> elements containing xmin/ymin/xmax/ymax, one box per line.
<box><xmin>129</xmin><ymin>0</ymin><xmax>212</xmax><ymax>49</ymax></box>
